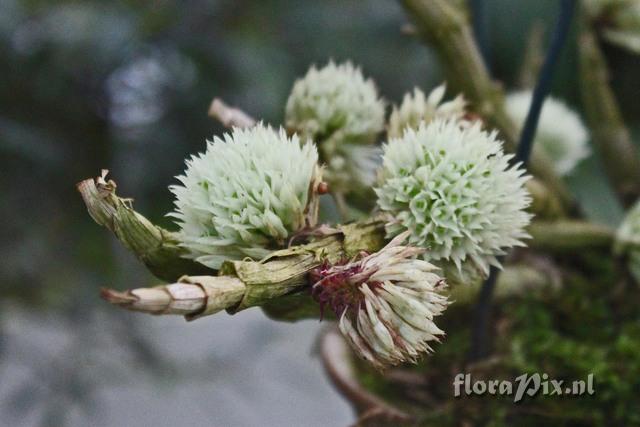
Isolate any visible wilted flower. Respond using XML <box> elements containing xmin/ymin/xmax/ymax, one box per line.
<box><xmin>615</xmin><ymin>200</ymin><xmax>640</xmax><ymax>282</ymax></box>
<box><xmin>311</xmin><ymin>232</ymin><xmax>448</xmax><ymax>369</ymax></box>
<box><xmin>506</xmin><ymin>90</ymin><xmax>590</xmax><ymax>176</ymax></box>
<box><xmin>170</xmin><ymin>124</ymin><xmax>322</xmax><ymax>269</ymax></box>
<box><xmin>387</xmin><ymin>84</ymin><xmax>467</xmax><ymax>139</ymax></box>
<box><xmin>375</xmin><ymin>120</ymin><xmax>532</xmax><ymax>276</ymax></box>
<box><xmin>585</xmin><ymin>0</ymin><xmax>640</xmax><ymax>53</ymax></box>
<box><xmin>285</xmin><ymin>61</ymin><xmax>385</xmax><ymax>147</ymax></box>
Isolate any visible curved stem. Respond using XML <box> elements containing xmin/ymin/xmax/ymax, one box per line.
<box><xmin>319</xmin><ymin>327</ymin><xmax>413</xmax><ymax>424</ymax></box>
<box><xmin>77</xmin><ymin>171</ymin><xmax>214</xmax><ymax>281</ymax></box>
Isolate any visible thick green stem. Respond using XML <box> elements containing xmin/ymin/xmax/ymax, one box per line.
<box><xmin>449</xmin><ymin>264</ymin><xmax>560</xmax><ymax>305</ymax></box>
<box><xmin>83</xmin><ymin>173</ymin><xmax>611</xmax><ymax>321</ymax></box>
<box><xmin>399</xmin><ymin>0</ymin><xmax>572</xmax><ymax>208</ymax></box>
<box><xmin>527</xmin><ymin>220</ymin><xmax>614</xmax><ymax>252</ymax></box>
<box><xmin>100</xmin><ymin>217</ymin><xmax>613</xmax><ymax>321</ymax></box>
<box><xmin>578</xmin><ymin>23</ymin><xmax>640</xmax><ymax>207</ymax></box>
<box><xmin>102</xmin><ymin>220</ymin><xmax>387</xmax><ymax>320</ymax></box>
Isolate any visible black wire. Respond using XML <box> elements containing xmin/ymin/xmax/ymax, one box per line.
<box><xmin>469</xmin><ymin>264</ymin><xmax>500</xmax><ymax>361</ymax></box>
<box><xmin>516</xmin><ymin>0</ymin><xmax>577</xmax><ymax>165</ymax></box>
<box><xmin>468</xmin><ymin>0</ymin><xmax>577</xmax><ymax>362</ymax></box>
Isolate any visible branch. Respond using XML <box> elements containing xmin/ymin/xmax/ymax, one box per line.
<box><xmin>81</xmin><ymin>174</ymin><xmax>610</xmax><ymax>321</ymax></box>
<box><xmin>77</xmin><ymin>171</ymin><xmax>214</xmax><ymax>281</ymax></box>
<box><xmin>98</xmin><ymin>217</ymin><xmax>611</xmax><ymax>321</ymax></box>
<box><xmin>208</xmin><ymin>98</ymin><xmax>256</xmax><ymax>129</ymax></box>
<box><xmin>527</xmin><ymin>220</ymin><xmax>614</xmax><ymax>252</ymax></box>
<box><xmin>101</xmin><ymin>276</ymin><xmax>246</xmax><ymax>320</ymax></box>
<box><xmin>399</xmin><ymin>0</ymin><xmax>572</xmax><ymax>207</ymax></box>
<box><xmin>100</xmin><ymin>220</ymin><xmax>387</xmax><ymax>320</ymax></box>
<box><xmin>579</xmin><ymin>23</ymin><xmax>640</xmax><ymax>207</ymax></box>
<box><xmin>450</xmin><ymin>263</ymin><xmax>562</xmax><ymax>305</ymax></box>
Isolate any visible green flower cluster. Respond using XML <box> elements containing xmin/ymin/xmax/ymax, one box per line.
<box><xmin>375</xmin><ymin>120</ymin><xmax>532</xmax><ymax>275</ymax></box>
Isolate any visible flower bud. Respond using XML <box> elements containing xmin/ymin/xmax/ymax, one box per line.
<box><xmin>387</xmin><ymin>84</ymin><xmax>467</xmax><ymax>139</ymax></box>
<box><xmin>506</xmin><ymin>90</ymin><xmax>590</xmax><ymax>176</ymax></box>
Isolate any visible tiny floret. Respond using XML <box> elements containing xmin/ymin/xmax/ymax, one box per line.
<box><xmin>387</xmin><ymin>84</ymin><xmax>467</xmax><ymax>139</ymax></box>
<box><xmin>375</xmin><ymin>120</ymin><xmax>532</xmax><ymax>275</ymax></box>
<box><xmin>506</xmin><ymin>91</ymin><xmax>590</xmax><ymax>176</ymax></box>
<box><xmin>311</xmin><ymin>232</ymin><xmax>449</xmax><ymax>369</ymax></box>
<box><xmin>170</xmin><ymin>124</ymin><xmax>322</xmax><ymax>269</ymax></box>
<box><xmin>285</xmin><ymin>61</ymin><xmax>385</xmax><ymax>146</ymax></box>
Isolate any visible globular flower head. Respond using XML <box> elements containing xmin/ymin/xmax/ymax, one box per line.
<box><xmin>285</xmin><ymin>61</ymin><xmax>385</xmax><ymax>147</ymax></box>
<box><xmin>375</xmin><ymin>120</ymin><xmax>532</xmax><ymax>276</ymax></box>
<box><xmin>585</xmin><ymin>0</ymin><xmax>640</xmax><ymax>53</ymax></box>
<box><xmin>387</xmin><ymin>84</ymin><xmax>467</xmax><ymax>139</ymax></box>
<box><xmin>170</xmin><ymin>124</ymin><xmax>322</xmax><ymax>269</ymax></box>
<box><xmin>506</xmin><ymin>91</ymin><xmax>590</xmax><ymax>176</ymax></box>
<box><xmin>311</xmin><ymin>232</ymin><xmax>449</xmax><ymax>369</ymax></box>
<box><xmin>615</xmin><ymin>200</ymin><xmax>640</xmax><ymax>282</ymax></box>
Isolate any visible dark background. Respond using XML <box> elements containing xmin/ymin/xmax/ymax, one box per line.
<box><xmin>0</xmin><ymin>1</ymin><xmax>638</xmax><ymax>426</ymax></box>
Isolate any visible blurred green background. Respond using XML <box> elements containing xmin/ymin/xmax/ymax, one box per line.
<box><xmin>0</xmin><ymin>1</ymin><xmax>638</xmax><ymax>426</ymax></box>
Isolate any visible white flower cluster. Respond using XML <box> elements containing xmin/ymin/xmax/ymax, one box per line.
<box><xmin>615</xmin><ymin>200</ymin><xmax>640</xmax><ymax>282</ymax></box>
<box><xmin>387</xmin><ymin>84</ymin><xmax>467</xmax><ymax>139</ymax></box>
<box><xmin>285</xmin><ymin>61</ymin><xmax>385</xmax><ymax>195</ymax></box>
<box><xmin>285</xmin><ymin>61</ymin><xmax>385</xmax><ymax>146</ymax></box>
<box><xmin>375</xmin><ymin>120</ymin><xmax>532</xmax><ymax>275</ymax></box>
<box><xmin>170</xmin><ymin>124</ymin><xmax>322</xmax><ymax>269</ymax></box>
<box><xmin>585</xmin><ymin>0</ymin><xmax>640</xmax><ymax>53</ymax></box>
<box><xmin>311</xmin><ymin>233</ymin><xmax>448</xmax><ymax>369</ymax></box>
<box><xmin>506</xmin><ymin>91</ymin><xmax>590</xmax><ymax>176</ymax></box>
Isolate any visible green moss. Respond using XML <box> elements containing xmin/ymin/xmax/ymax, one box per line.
<box><xmin>353</xmin><ymin>257</ymin><xmax>640</xmax><ymax>426</ymax></box>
